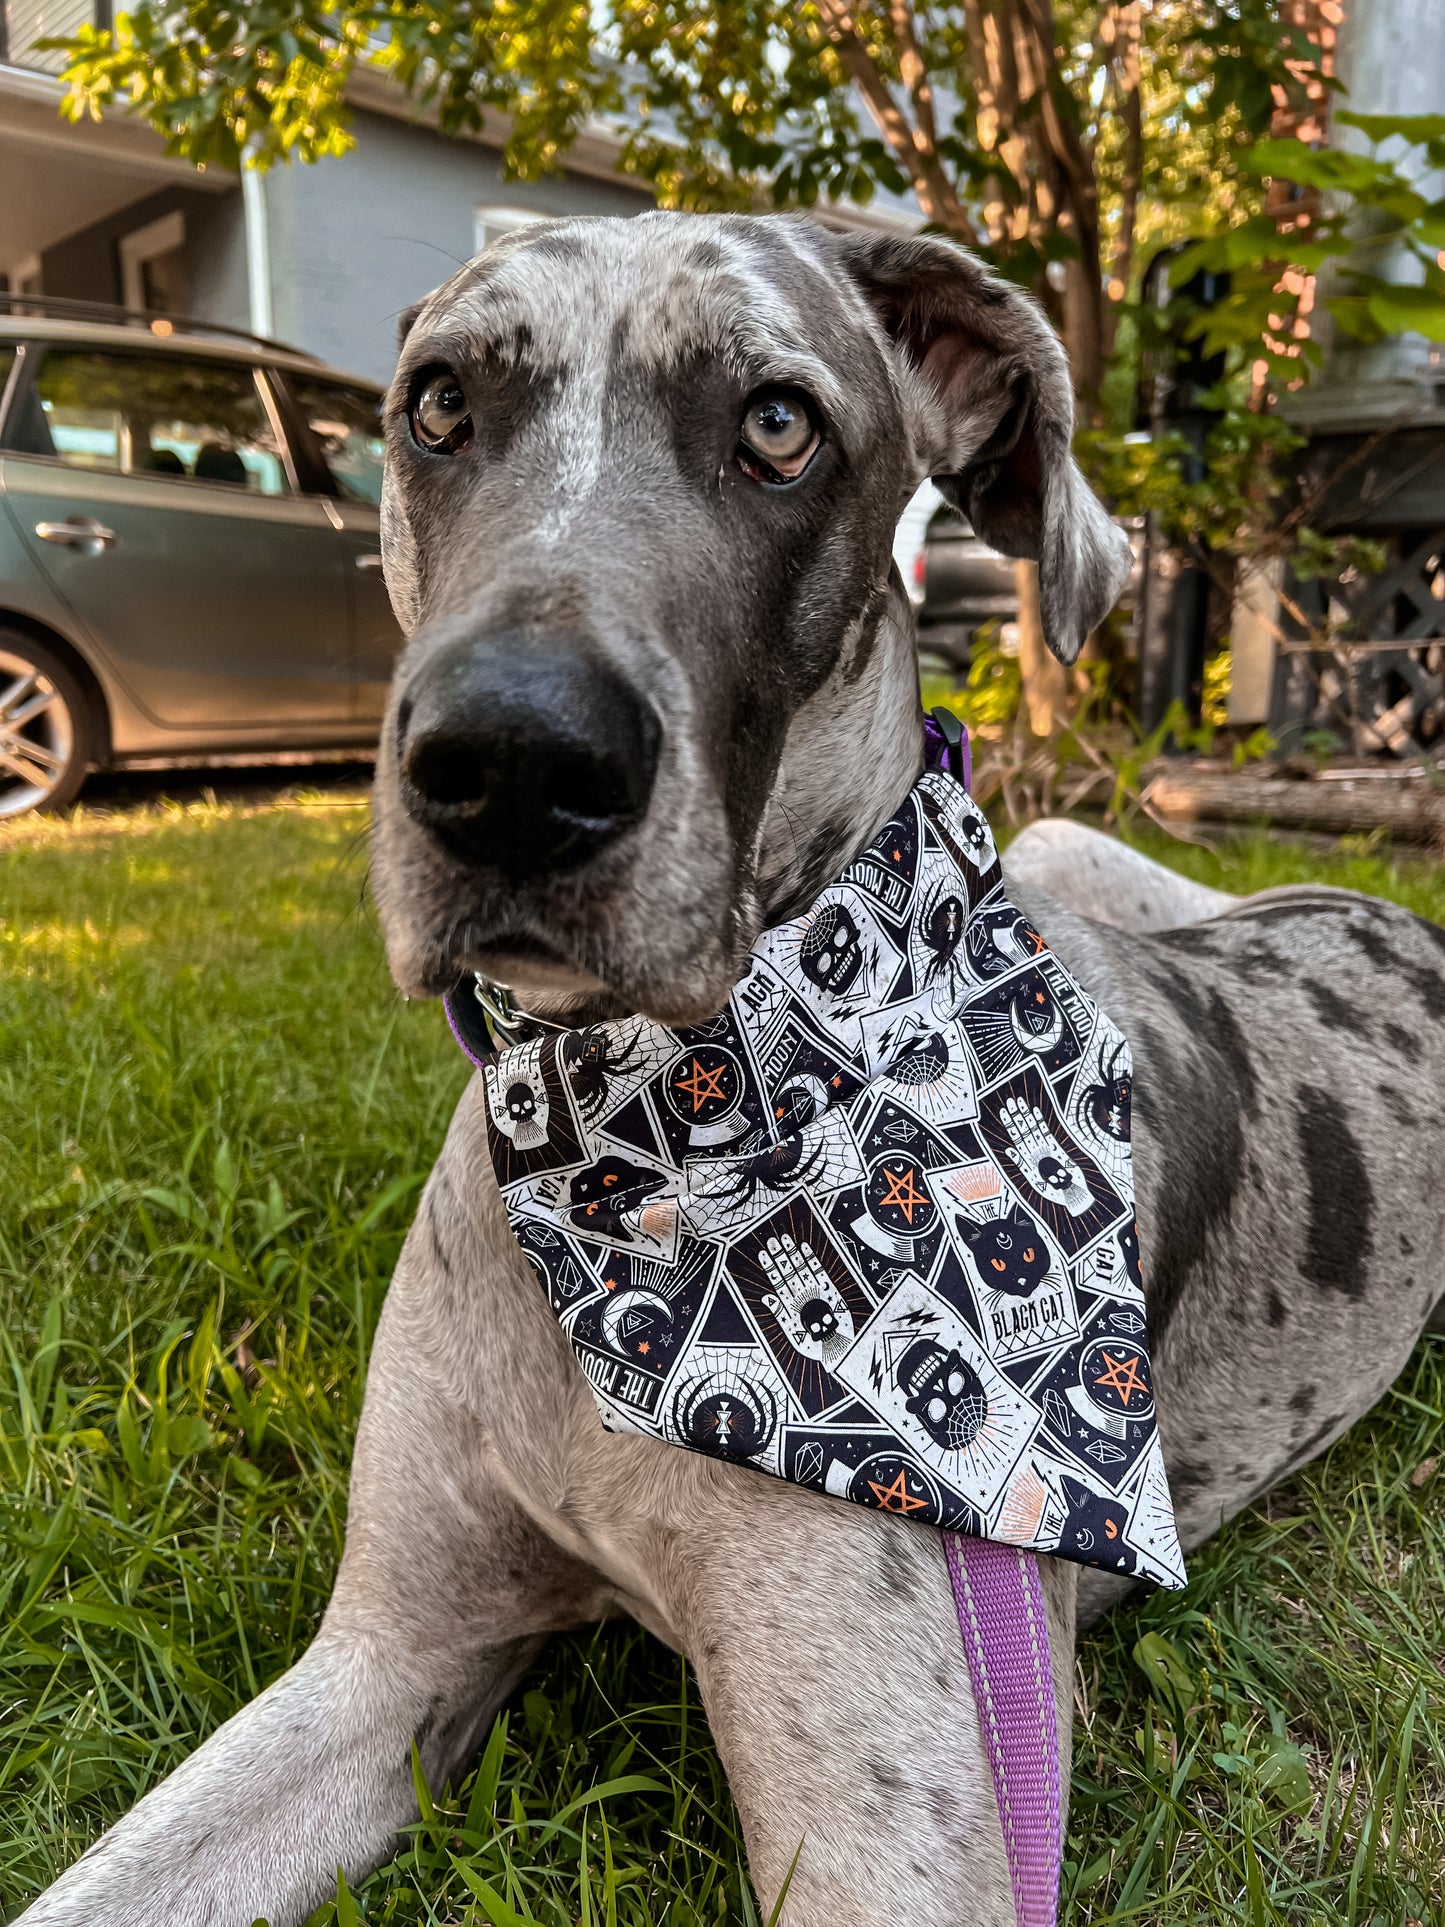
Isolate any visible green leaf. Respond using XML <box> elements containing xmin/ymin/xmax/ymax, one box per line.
<box><xmin>114</xmin><ymin>1392</ymin><xmax>148</xmax><ymax>1484</ymax></box>
<box><xmin>550</xmin><ymin>1773</ymin><xmax>668</xmax><ymax>1826</ymax></box>
<box><xmin>1257</xmin><ymin>1735</ymin><xmax>1313</xmax><ymax>1814</ymax></box>
<box><xmin>1133</xmin><ymin>1631</ymin><xmax>1197</xmax><ymax>1716</ymax></box>
<box><xmin>1365</xmin><ymin>284</ymin><xmax>1445</xmax><ymax>342</ymax></box>
<box><xmin>450</xmin><ymin>1861</ymin><xmax>538</xmax><ymax>1927</ymax></box>
<box><xmin>333</xmin><ymin>1866</ymin><xmax>359</xmax><ymax>1927</ymax></box>
<box><xmin>31</xmin><ymin>1294</ymin><xmax>63</xmax><ymax>1428</ymax></box>
<box><xmin>410</xmin><ymin>1736</ymin><xmax>437</xmax><ymax>1825</ymax></box>
<box><xmin>464</xmin><ymin>1713</ymin><xmax>509</xmax><ymax>1834</ymax></box>
<box><xmin>140</xmin><ymin>1186</ymin><xmax>208</xmax><ymax>1229</ymax></box>
<box><xmin>1337</xmin><ymin>109</ymin><xmax>1445</xmax><ymax>147</ymax></box>
<box><xmin>166</xmin><ymin>1415</ymin><xmax>213</xmax><ymax>1457</ymax></box>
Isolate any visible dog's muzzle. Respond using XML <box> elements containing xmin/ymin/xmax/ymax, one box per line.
<box><xmin>397</xmin><ymin>634</ymin><xmax>661</xmax><ymax>882</ymax></box>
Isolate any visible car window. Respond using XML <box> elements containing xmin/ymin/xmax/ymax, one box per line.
<box><xmin>290</xmin><ymin>375</ymin><xmax>385</xmax><ymax>505</ymax></box>
<box><xmin>20</xmin><ymin>350</ymin><xmax>290</xmax><ymax>496</ymax></box>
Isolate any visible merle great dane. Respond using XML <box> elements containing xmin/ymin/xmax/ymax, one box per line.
<box><xmin>22</xmin><ymin>213</ymin><xmax>1444</xmax><ymax>1927</ymax></box>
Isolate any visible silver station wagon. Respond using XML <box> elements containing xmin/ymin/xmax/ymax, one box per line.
<box><xmin>0</xmin><ymin>300</ymin><xmax>401</xmax><ymax>817</ymax></box>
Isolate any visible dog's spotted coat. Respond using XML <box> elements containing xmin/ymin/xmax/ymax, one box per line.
<box><xmin>22</xmin><ymin>213</ymin><xmax>1444</xmax><ymax>1927</ymax></box>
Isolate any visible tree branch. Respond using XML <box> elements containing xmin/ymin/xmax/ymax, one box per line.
<box><xmin>1104</xmin><ymin>1</ymin><xmax>1142</xmax><ymax>345</ymax></box>
<box><xmin>815</xmin><ymin>0</ymin><xmax>978</xmax><ymax>240</ymax></box>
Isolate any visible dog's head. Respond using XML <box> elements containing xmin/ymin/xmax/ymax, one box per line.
<box><xmin>372</xmin><ymin>213</ymin><xmax>1128</xmax><ymax>1021</ymax></box>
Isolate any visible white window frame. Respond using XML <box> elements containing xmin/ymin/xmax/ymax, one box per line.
<box><xmin>473</xmin><ymin>204</ymin><xmax>546</xmax><ymax>257</ymax></box>
<box><xmin>119</xmin><ymin>211</ymin><xmax>186</xmax><ymax>313</ymax></box>
<box><xmin>11</xmin><ymin>255</ymin><xmax>42</xmax><ymax>297</ymax></box>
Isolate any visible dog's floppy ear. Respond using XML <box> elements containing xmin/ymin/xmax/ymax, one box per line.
<box><xmin>836</xmin><ymin>231</ymin><xmax>1131</xmax><ymax>663</ymax></box>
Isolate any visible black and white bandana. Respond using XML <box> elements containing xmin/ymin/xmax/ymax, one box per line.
<box><xmin>455</xmin><ymin>764</ymin><xmax>1185</xmax><ymax>1589</ymax></box>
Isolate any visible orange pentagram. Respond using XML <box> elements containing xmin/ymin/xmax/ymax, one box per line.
<box><xmin>877</xmin><ymin>1162</ymin><xmax>929</xmax><ymax>1224</ymax></box>
<box><xmin>674</xmin><ymin>1057</ymin><xmax>730</xmax><ymax>1113</ymax></box>
<box><xmin>868</xmin><ymin>1468</ymin><xmax>928</xmax><ymax>1514</ymax></box>
<box><xmin>1094</xmin><ymin>1349</ymin><xmax>1148</xmax><ymax>1405</ymax></box>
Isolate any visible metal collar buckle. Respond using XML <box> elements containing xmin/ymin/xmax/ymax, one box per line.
<box><xmin>470</xmin><ymin>974</ymin><xmax>529</xmax><ymax>1047</ymax></box>
<box><xmin>470</xmin><ymin>974</ymin><xmax>569</xmax><ymax>1050</ymax></box>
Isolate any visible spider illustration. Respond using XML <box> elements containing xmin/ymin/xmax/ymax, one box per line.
<box><xmin>562</xmin><ymin>1025</ymin><xmax>642</xmax><ymax>1121</ymax></box>
<box><xmin>918</xmin><ymin>881</ymin><xmax>967</xmax><ymax>987</ymax></box>
<box><xmin>1080</xmin><ymin>1037</ymin><xmax>1132</xmax><ymax>1143</ymax></box>
<box><xmin>700</xmin><ymin>1130</ymin><xmax>830</xmax><ymax>1213</ymax></box>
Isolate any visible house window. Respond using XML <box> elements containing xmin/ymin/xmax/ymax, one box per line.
<box><xmin>473</xmin><ymin>204</ymin><xmax>546</xmax><ymax>256</ymax></box>
<box><xmin>119</xmin><ymin>211</ymin><xmax>189</xmax><ymax>316</ymax></box>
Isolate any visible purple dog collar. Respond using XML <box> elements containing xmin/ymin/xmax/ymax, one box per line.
<box><xmin>924</xmin><ymin>703</ymin><xmax>973</xmax><ymax>789</ymax></box>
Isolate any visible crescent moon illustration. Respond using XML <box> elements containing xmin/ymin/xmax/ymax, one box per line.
<box><xmin>600</xmin><ymin>1288</ymin><xmax>674</xmax><ymax>1354</ymax></box>
<box><xmin>1010</xmin><ymin>991</ymin><xmax>1064</xmax><ymax>1055</ymax></box>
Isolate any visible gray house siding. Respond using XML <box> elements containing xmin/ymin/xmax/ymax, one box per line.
<box><xmin>38</xmin><ymin>183</ymin><xmax>251</xmax><ymax>331</ymax></box>
<box><xmin>23</xmin><ymin>101</ymin><xmax>651</xmax><ymax>383</ymax></box>
<box><xmin>262</xmin><ymin>106</ymin><xmax>654</xmax><ymax>383</ymax></box>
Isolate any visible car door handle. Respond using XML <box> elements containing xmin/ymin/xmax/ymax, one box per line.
<box><xmin>355</xmin><ymin>553</ymin><xmax>383</xmax><ymax>572</ymax></box>
<box><xmin>36</xmin><ymin>517</ymin><xmax>118</xmax><ymax>551</ymax></box>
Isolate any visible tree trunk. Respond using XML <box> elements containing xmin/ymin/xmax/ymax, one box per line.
<box><xmin>1015</xmin><ymin>560</ymin><xmax>1069</xmax><ymax>735</ymax></box>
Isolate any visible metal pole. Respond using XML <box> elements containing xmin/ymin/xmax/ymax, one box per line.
<box><xmin>241</xmin><ymin>144</ymin><xmax>273</xmax><ymax>340</ymax></box>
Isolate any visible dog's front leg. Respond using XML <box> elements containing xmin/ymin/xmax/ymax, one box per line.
<box><xmin>18</xmin><ymin>1180</ymin><xmax>613</xmax><ymax>1927</ymax></box>
<box><xmin>645</xmin><ymin>1466</ymin><xmax>1078</xmax><ymax>1927</ymax></box>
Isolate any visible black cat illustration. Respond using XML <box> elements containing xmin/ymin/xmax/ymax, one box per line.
<box><xmin>1058</xmin><ymin>1476</ymin><xmax>1140</xmax><ymax>1573</ymax></box>
<box><xmin>959</xmin><ymin>1204</ymin><xmax>1051</xmax><ymax>1298</ymax></box>
<box><xmin>567</xmin><ymin>1156</ymin><xmax>668</xmax><ymax>1241</ymax></box>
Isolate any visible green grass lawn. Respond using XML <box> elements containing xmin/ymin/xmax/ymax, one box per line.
<box><xmin>1</xmin><ymin>788</ymin><xmax>1442</xmax><ymax>1926</ymax></box>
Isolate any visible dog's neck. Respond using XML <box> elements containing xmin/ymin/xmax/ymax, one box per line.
<box><xmin>752</xmin><ymin>592</ymin><xmax>926</xmax><ymax>923</ymax></box>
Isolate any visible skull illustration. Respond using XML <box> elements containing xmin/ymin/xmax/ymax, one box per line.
<box><xmin>955</xmin><ymin>806</ymin><xmax>990</xmax><ymax>859</ymax></box>
<box><xmin>799</xmin><ymin>903</ymin><xmax>865</xmax><ymax>999</ymax></box>
<box><xmin>759</xmin><ymin>1234</ymin><xmax>854</xmax><ymax>1368</ymax></box>
<box><xmin>898</xmin><ymin>1340</ymin><xmax>989</xmax><ymax>1453</ymax></box>
<box><xmin>486</xmin><ymin>1060</ymin><xmax>550</xmax><ymax>1151</ymax></box>
<box><xmin>801</xmin><ymin>1298</ymin><xmax>840</xmax><ymax>1344</ymax></box>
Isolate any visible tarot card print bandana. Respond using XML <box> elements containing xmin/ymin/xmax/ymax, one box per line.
<box><xmin>472</xmin><ymin>769</ymin><xmax>1185</xmax><ymax>1589</ymax></box>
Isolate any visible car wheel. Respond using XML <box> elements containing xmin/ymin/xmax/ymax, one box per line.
<box><xmin>0</xmin><ymin>633</ymin><xmax>96</xmax><ymax>818</ymax></box>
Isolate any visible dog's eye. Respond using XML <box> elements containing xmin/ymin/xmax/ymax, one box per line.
<box><xmin>411</xmin><ymin>370</ymin><xmax>472</xmax><ymax>454</ymax></box>
<box><xmin>737</xmin><ymin>389</ymin><xmax>818</xmax><ymax>484</ymax></box>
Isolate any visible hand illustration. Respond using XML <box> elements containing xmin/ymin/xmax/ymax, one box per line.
<box><xmin>760</xmin><ymin>1234</ymin><xmax>854</xmax><ymax>1367</ymax></box>
<box><xmin>1001</xmin><ymin>1097</ymin><xmax>1091</xmax><ymax>1214</ymax></box>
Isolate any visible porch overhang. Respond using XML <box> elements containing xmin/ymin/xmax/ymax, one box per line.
<box><xmin>0</xmin><ymin>61</ymin><xmax>230</xmax><ymax>274</ymax></box>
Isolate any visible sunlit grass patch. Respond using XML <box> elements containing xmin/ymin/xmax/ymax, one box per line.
<box><xmin>1</xmin><ymin>789</ymin><xmax>1441</xmax><ymax>1924</ymax></box>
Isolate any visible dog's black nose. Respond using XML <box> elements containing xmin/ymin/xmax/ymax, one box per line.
<box><xmin>398</xmin><ymin>638</ymin><xmax>660</xmax><ymax>879</ymax></box>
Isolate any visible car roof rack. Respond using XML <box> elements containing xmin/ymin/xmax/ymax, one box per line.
<box><xmin>0</xmin><ymin>292</ymin><xmax>319</xmax><ymax>360</ymax></box>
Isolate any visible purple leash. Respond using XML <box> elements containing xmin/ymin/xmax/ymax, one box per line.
<box><xmin>928</xmin><ymin>714</ymin><xmax>1062</xmax><ymax>1927</ymax></box>
<box><xmin>947</xmin><ymin>1538</ymin><xmax>1062</xmax><ymax>1927</ymax></box>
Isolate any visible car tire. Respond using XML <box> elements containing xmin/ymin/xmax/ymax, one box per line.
<box><xmin>0</xmin><ymin>631</ymin><xmax>98</xmax><ymax>818</ymax></box>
